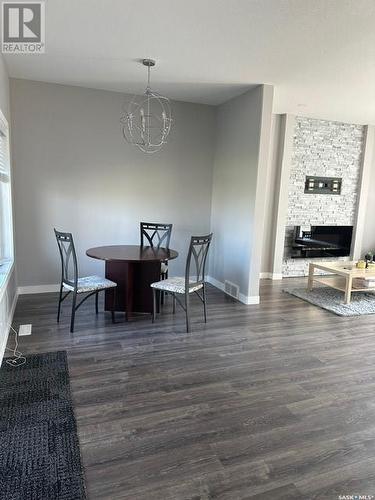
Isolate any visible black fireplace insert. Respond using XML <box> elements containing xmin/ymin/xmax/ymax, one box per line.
<box><xmin>291</xmin><ymin>225</ymin><xmax>353</xmax><ymax>258</ymax></box>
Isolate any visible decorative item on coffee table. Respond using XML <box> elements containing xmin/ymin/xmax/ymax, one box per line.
<box><xmin>365</xmin><ymin>251</ymin><xmax>374</xmax><ymax>268</ymax></box>
<box><xmin>355</xmin><ymin>253</ymin><xmax>375</xmax><ymax>287</ymax></box>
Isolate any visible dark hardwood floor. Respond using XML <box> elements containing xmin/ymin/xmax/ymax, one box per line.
<box><xmin>7</xmin><ymin>279</ymin><xmax>375</xmax><ymax>499</ymax></box>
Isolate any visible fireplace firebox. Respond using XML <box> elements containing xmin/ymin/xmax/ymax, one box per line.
<box><xmin>291</xmin><ymin>225</ymin><xmax>353</xmax><ymax>259</ymax></box>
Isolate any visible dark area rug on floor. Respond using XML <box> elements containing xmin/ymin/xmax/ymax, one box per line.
<box><xmin>0</xmin><ymin>351</ymin><xmax>86</xmax><ymax>500</ymax></box>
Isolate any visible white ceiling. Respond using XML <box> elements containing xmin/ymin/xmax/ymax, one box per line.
<box><xmin>3</xmin><ymin>0</ymin><xmax>375</xmax><ymax>124</ymax></box>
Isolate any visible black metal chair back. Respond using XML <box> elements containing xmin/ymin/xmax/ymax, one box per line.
<box><xmin>185</xmin><ymin>234</ymin><xmax>213</xmax><ymax>290</ymax></box>
<box><xmin>54</xmin><ymin>229</ymin><xmax>78</xmax><ymax>289</ymax></box>
<box><xmin>140</xmin><ymin>222</ymin><xmax>172</xmax><ymax>249</ymax></box>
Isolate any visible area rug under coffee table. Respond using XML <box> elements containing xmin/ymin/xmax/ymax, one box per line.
<box><xmin>284</xmin><ymin>286</ymin><xmax>375</xmax><ymax>316</ymax></box>
<box><xmin>0</xmin><ymin>351</ymin><xmax>86</xmax><ymax>499</ymax></box>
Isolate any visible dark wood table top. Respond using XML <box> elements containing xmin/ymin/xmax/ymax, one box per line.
<box><xmin>86</xmin><ymin>245</ymin><xmax>178</xmax><ymax>263</ymax></box>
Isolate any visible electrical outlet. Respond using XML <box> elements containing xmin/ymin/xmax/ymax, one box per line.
<box><xmin>19</xmin><ymin>324</ymin><xmax>32</xmax><ymax>336</ymax></box>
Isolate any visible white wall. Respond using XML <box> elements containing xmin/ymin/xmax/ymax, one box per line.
<box><xmin>0</xmin><ymin>54</ymin><xmax>17</xmax><ymax>364</ymax></box>
<box><xmin>260</xmin><ymin>114</ymin><xmax>282</xmax><ymax>275</ymax></box>
<box><xmin>361</xmin><ymin>129</ymin><xmax>375</xmax><ymax>255</ymax></box>
<box><xmin>10</xmin><ymin>79</ymin><xmax>215</xmax><ymax>288</ymax></box>
<box><xmin>209</xmin><ymin>85</ymin><xmax>273</xmax><ymax>303</ymax></box>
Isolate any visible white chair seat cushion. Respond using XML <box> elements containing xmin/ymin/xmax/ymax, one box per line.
<box><xmin>63</xmin><ymin>275</ymin><xmax>117</xmax><ymax>294</ymax></box>
<box><xmin>161</xmin><ymin>262</ymin><xmax>168</xmax><ymax>274</ymax></box>
<box><xmin>151</xmin><ymin>277</ymin><xmax>203</xmax><ymax>294</ymax></box>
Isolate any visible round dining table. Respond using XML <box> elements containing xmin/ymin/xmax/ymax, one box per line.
<box><xmin>86</xmin><ymin>245</ymin><xmax>178</xmax><ymax>319</ymax></box>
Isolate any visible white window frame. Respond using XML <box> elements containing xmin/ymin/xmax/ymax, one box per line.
<box><xmin>0</xmin><ymin>108</ymin><xmax>14</xmax><ymax>272</ymax></box>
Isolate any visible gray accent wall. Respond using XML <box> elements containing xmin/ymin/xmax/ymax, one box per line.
<box><xmin>10</xmin><ymin>79</ymin><xmax>215</xmax><ymax>286</ymax></box>
<box><xmin>0</xmin><ymin>56</ymin><xmax>9</xmax><ymax>119</ymax></box>
<box><xmin>209</xmin><ymin>85</ymin><xmax>273</xmax><ymax>302</ymax></box>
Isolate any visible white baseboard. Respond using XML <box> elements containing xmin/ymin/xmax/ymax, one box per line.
<box><xmin>0</xmin><ymin>289</ymin><xmax>19</xmax><ymax>366</ymax></box>
<box><xmin>259</xmin><ymin>272</ymin><xmax>283</xmax><ymax>280</ymax></box>
<box><xmin>206</xmin><ymin>276</ymin><xmax>260</xmax><ymax>305</ymax></box>
<box><xmin>271</xmin><ymin>273</ymin><xmax>283</xmax><ymax>280</ymax></box>
<box><xmin>260</xmin><ymin>272</ymin><xmax>271</xmax><ymax>279</ymax></box>
<box><xmin>18</xmin><ymin>284</ymin><xmax>59</xmax><ymax>295</ymax></box>
<box><xmin>240</xmin><ymin>294</ymin><xmax>260</xmax><ymax>305</ymax></box>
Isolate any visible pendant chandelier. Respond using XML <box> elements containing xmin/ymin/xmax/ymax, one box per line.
<box><xmin>121</xmin><ymin>59</ymin><xmax>172</xmax><ymax>154</ymax></box>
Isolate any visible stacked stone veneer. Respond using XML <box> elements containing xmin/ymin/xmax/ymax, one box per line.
<box><xmin>283</xmin><ymin>116</ymin><xmax>365</xmax><ymax>277</ymax></box>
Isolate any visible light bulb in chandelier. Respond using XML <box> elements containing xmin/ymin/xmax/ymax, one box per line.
<box><xmin>121</xmin><ymin>59</ymin><xmax>172</xmax><ymax>154</ymax></box>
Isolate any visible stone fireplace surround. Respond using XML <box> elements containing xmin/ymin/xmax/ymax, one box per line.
<box><xmin>282</xmin><ymin>116</ymin><xmax>365</xmax><ymax>277</ymax></box>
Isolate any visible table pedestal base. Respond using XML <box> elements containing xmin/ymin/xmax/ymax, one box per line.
<box><xmin>104</xmin><ymin>261</ymin><xmax>161</xmax><ymax>318</ymax></box>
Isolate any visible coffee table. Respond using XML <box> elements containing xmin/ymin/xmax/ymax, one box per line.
<box><xmin>307</xmin><ymin>261</ymin><xmax>375</xmax><ymax>304</ymax></box>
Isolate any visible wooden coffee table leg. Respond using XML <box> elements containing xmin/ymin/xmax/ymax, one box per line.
<box><xmin>345</xmin><ymin>276</ymin><xmax>352</xmax><ymax>304</ymax></box>
<box><xmin>308</xmin><ymin>263</ymin><xmax>314</xmax><ymax>291</ymax></box>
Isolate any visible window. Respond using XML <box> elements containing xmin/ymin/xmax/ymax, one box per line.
<box><xmin>0</xmin><ymin>109</ymin><xmax>13</xmax><ymax>270</ymax></box>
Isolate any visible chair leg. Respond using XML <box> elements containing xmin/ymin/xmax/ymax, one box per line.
<box><xmin>156</xmin><ymin>289</ymin><xmax>161</xmax><ymax>314</ymax></box>
<box><xmin>161</xmin><ymin>270</ymin><xmax>167</xmax><ymax>305</ymax></box>
<box><xmin>111</xmin><ymin>288</ymin><xmax>116</xmax><ymax>324</ymax></box>
<box><xmin>70</xmin><ymin>291</ymin><xmax>77</xmax><ymax>333</ymax></box>
<box><xmin>185</xmin><ymin>293</ymin><xmax>191</xmax><ymax>333</ymax></box>
<box><xmin>172</xmin><ymin>294</ymin><xmax>176</xmax><ymax>314</ymax></box>
<box><xmin>57</xmin><ymin>284</ymin><xmax>63</xmax><ymax>322</ymax></box>
<box><xmin>95</xmin><ymin>291</ymin><xmax>99</xmax><ymax>314</ymax></box>
<box><xmin>152</xmin><ymin>288</ymin><xmax>157</xmax><ymax>323</ymax></box>
<box><xmin>203</xmin><ymin>283</ymin><xmax>207</xmax><ymax>323</ymax></box>
<box><xmin>161</xmin><ymin>274</ymin><xmax>165</xmax><ymax>305</ymax></box>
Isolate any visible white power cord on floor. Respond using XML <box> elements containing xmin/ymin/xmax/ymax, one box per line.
<box><xmin>5</xmin><ymin>325</ymin><xmax>26</xmax><ymax>367</ymax></box>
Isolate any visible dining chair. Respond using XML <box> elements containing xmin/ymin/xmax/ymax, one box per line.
<box><xmin>151</xmin><ymin>233</ymin><xmax>213</xmax><ymax>332</ymax></box>
<box><xmin>54</xmin><ymin>229</ymin><xmax>117</xmax><ymax>333</ymax></box>
<box><xmin>140</xmin><ymin>222</ymin><xmax>173</xmax><ymax>303</ymax></box>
